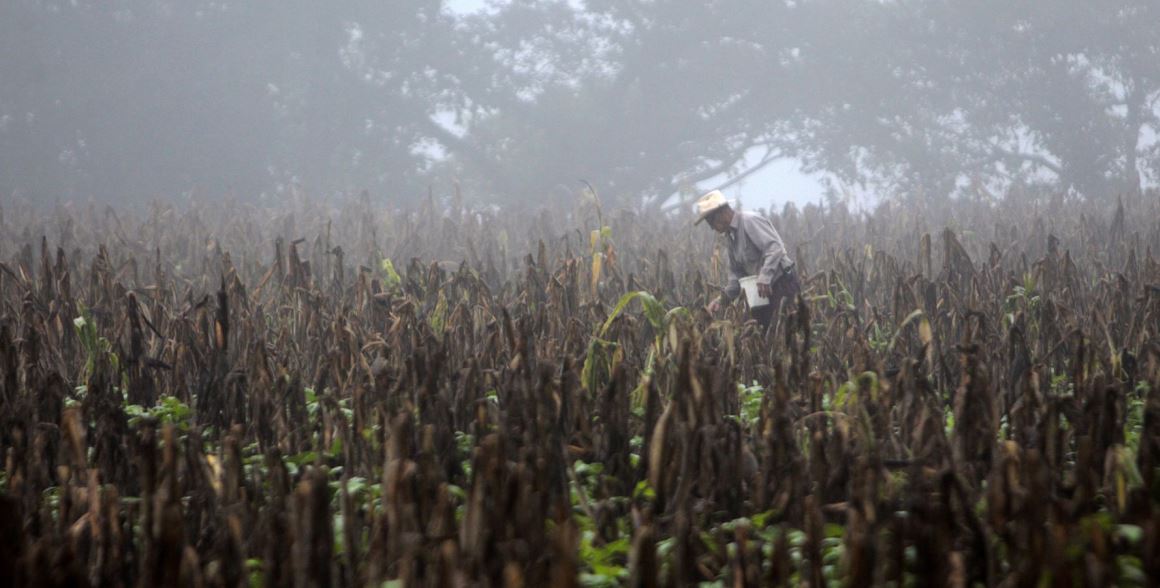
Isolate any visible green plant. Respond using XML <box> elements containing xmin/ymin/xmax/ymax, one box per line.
<box><xmin>582</xmin><ymin>289</ymin><xmax>690</xmax><ymax>410</ymax></box>
<box><xmin>428</xmin><ymin>290</ymin><xmax>449</xmax><ymax>336</ymax></box>
<box><xmin>124</xmin><ymin>395</ymin><xmax>194</xmax><ymax>430</ymax></box>
<box><xmin>1003</xmin><ymin>272</ymin><xmax>1040</xmax><ymax>329</ymax></box>
<box><xmin>379</xmin><ymin>258</ymin><xmax>402</xmax><ymax>291</ymax></box>
<box><xmin>834</xmin><ymin>372</ymin><xmax>879</xmax><ymax>410</ymax></box>
<box><xmin>868</xmin><ymin>323</ymin><xmax>892</xmax><ymax>353</ymax></box>
<box><xmin>1126</xmin><ymin>381</ymin><xmax>1148</xmax><ymax>452</ymax></box>
<box><xmin>736</xmin><ymin>381</ymin><xmax>765</xmax><ymax>427</ymax></box>
<box><xmin>578</xmin><ymin>535</ymin><xmax>629</xmax><ymax>586</ymax></box>
<box><xmin>73</xmin><ymin>303</ymin><xmax>122</xmax><ymax>392</ymax></box>
<box><xmin>820</xmin><ymin>276</ymin><xmax>855</xmax><ymax>311</ymax></box>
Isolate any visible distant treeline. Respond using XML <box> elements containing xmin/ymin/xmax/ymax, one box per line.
<box><xmin>1</xmin><ymin>1</ymin><xmax>1157</xmax><ymax>207</ymax></box>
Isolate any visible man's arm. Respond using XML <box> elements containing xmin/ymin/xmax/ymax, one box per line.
<box><xmin>709</xmin><ymin>271</ymin><xmax>740</xmax><ymax>314</ymax></box>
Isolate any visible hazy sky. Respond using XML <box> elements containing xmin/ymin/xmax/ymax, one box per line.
<box><xmin>707</xmin><ymin>151</ymin><xmax>832</xmax><ymax>211</ymax></box>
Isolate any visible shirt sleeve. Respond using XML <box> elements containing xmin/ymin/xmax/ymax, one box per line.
<box><xmin>745</xmin><ymin>215</ymin><xmax>792</xmax><ymax>286</ymax></box>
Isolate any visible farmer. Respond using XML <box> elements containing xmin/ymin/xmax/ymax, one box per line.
<box><xmin>695</xmin><ymin>190</ymin><xmax>800</xmax><ymax>330</ymax></box>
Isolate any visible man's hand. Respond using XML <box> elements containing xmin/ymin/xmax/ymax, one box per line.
<box><xmin>756</xmin><ymin>282</ymin><xmax>772</xmax><ymax>300</ymax></box>
<box><xmin>707</xmin><ymin>296</ymin><xmax>722</xmax><ymax>314</ymax></box>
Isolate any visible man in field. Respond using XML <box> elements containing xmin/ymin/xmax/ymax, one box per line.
<box><xmin>695</xmin><ymin>190</ymin><xmax>800</xmax><ymax>330</ymax></box>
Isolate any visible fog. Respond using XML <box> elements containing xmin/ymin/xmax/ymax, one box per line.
<box><xmin>3</xmin><ymin>4</ymin><xmax>1160</xmax><ymax>583</ymax></box>
<box><xmin>2</xmin><ymin>1</ymin><xmax>1157</xmax><ymax>211</ymax></box>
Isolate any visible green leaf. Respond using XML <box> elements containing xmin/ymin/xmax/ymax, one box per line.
<box><xmin>598</xmin><ymin>291</ymin><xmax>648</xmax><ymax>337</ymax></box>
<box><xmin>1117</xmin><ymin>524</ymin><xmax>1144</xmax><ymax>545</ymax></box>
<box><xmin>428</xmin><ymin>291</ymin><xmax>449</xmax><ymax>335</ymax></box>
<box><xmin>379</xmin><ymin>258</ymin><xmax>401</xmax><ymax>290</ymax></box>
<box><xmin>287</xmin><ymin>451</ymin><xmax>318</xmax><ymax>467</ymax></box>
<box><xmin>587</xmin><ymin>290</ymin><xmax>661</xmax><ymax>393</ymax></box>
<box><xmin>633</xmin><ymin>480</ymin><xmax>656</xmax><ymax>501</ymax></box>
<box><xmin>639</xmin><ymin>293</ymin><xmax>666</xmax><ymax>331</ymax></box>
<box><xmin>247</xmin><ymin>558</ymin><xmax>263</xmax><ymax>588</ymax></box>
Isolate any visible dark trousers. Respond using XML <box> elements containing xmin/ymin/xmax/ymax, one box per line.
<box><xmin>751</xmin><ymin>270</ymin><xmax>801</xmax><ymax>331</ymax></box>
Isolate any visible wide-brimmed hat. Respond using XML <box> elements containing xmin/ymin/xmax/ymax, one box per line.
<box><xmin>693</xmin><ymin>190</ymin><xmax>729</xmax><ymax>225</ymax></box>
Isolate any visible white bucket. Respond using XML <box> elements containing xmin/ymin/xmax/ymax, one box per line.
<box><xmin>739</xmin><ymin>275</ymin><xmax>768</xmax><ymax>307</ymax></box>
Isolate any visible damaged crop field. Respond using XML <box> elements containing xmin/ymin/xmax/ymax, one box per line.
<box><xmin>1</xmin><ymin>190</ymin><xmax>1159</xmax><ymax>587</ymax></box>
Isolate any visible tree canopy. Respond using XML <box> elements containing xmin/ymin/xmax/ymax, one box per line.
<box><xmin>2</xmin><ymin>0</ymin><xmax>1157</xmax><ymax>208</ymax></box>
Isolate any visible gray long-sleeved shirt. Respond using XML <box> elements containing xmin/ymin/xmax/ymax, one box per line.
<box><xmin>721</xmin><ymin>210</ymin><xmax>794</xmax><ymax>301</ymax></box>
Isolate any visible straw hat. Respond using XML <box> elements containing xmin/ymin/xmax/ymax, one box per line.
<box><xmin>693</xmin><ymin>190</ymin><xmax>729</xmax><ymax>225</ymax></box>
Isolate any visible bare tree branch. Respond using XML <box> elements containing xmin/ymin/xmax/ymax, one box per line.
<box><xmin>971</xmin><ymin>144</ymin><xmax>1064</xmax><ymax>177</ymax></box>
<box><xmin>653</xmin><ymin>144</ymin><xmax>783</xmax><ymax>214</ymax></box>
<box><xmin>701</xmin><ymin>145</ymin><xmax>783</xmax><ymax>194</ymax></box>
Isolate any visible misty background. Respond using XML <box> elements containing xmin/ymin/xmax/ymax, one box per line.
<box><xmin>1</xmin><ymin>0</ymin><xmax>1157</xmax><ymax>211</ymax></box>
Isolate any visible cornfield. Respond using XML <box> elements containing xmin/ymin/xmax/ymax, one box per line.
<box><xmin>1</xmin><ymin>189</ymin><xmax>1159</xmax><ymax>587</ymax></box>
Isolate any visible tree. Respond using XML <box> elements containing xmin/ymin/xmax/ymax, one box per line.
<box><xmin>436</xmin><ymin>0</ymin><xmax>801</xmax><ymax>209</ymax></box>
<box><xmin>776</xmin><ymin>0</ymin><xmax>1160</xmax><ymax>199</ymax></box>
<box><xmin>441</xmin><ymin>0</ymin><xmax>1160</xmax><ymax>207</ymax></box>
<box><xmin>3</xmin><ymin>1</ymin><xmax>1156</xmax><ymax>206</ymax></box>
<box><xmin>0</xmin><ymin>0</ymin><xmax>463</xmax><ymax>203</ymax></box>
